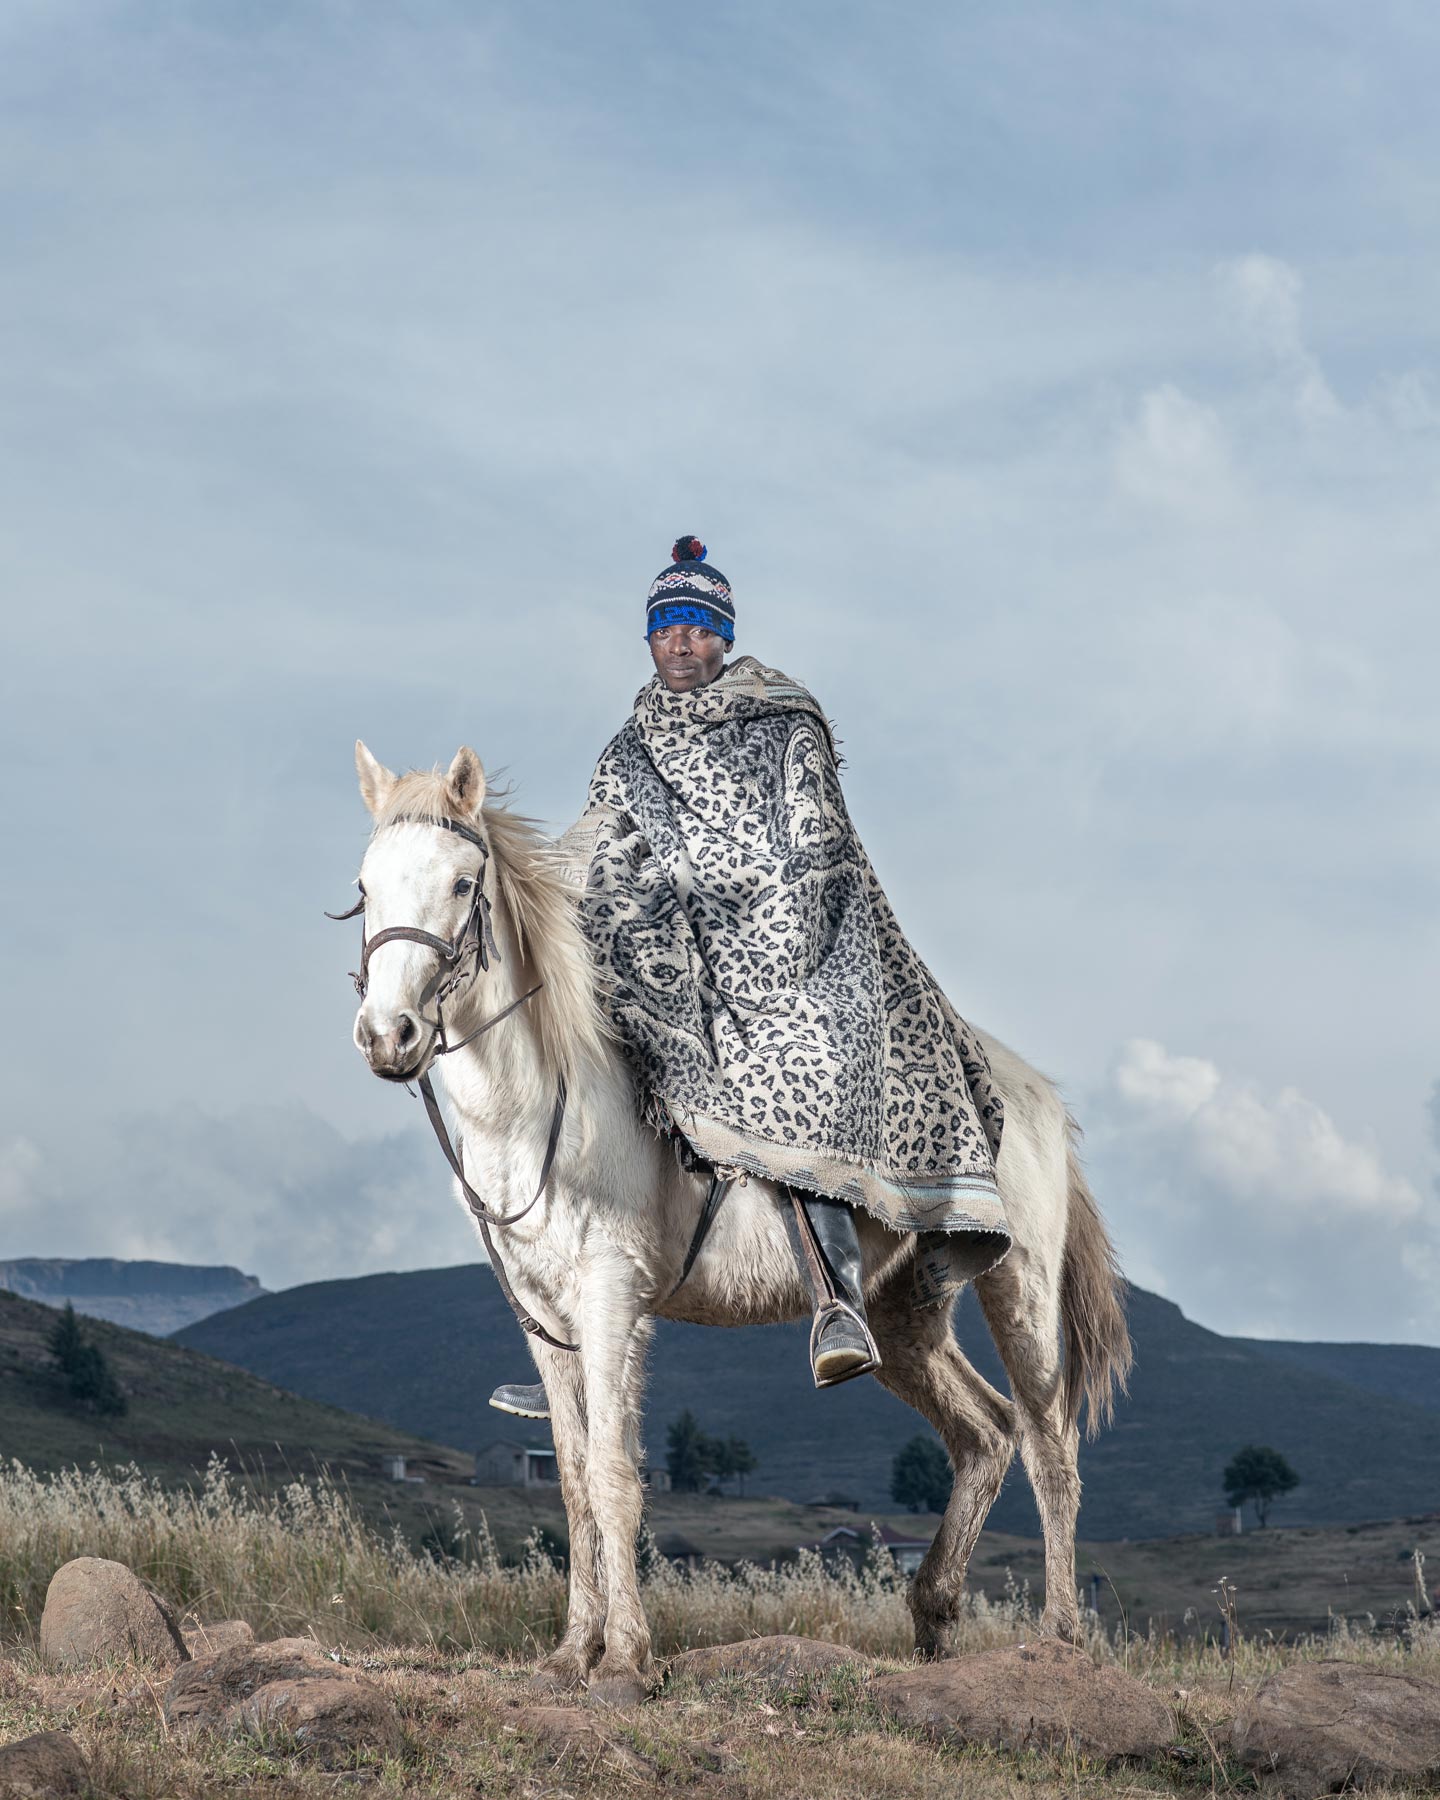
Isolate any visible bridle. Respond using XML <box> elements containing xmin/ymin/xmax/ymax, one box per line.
<box><xmin>329</xmin><ymin>812</ymin><xmax>576</xmax><ymax>1352</ymax></box>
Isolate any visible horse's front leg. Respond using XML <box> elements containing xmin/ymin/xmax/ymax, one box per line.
<box><xmin>576</xmin><ymin>1249</ymin><xmax>656</xmax><ymax>1707</ymax></box>
<box><xmin>529</xmin><ymin>1339</ymin><xmax>606</xmax><ymax>1694</ymax></box>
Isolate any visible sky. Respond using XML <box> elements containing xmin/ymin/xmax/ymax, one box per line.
<box><xmin>1</xmin><ymin>0</ymin><xmax>1437</xmax><ymax>1345</ymax></box>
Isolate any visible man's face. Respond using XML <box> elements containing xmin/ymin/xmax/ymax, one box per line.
<box><xmin>648</xmin><ymin>623</ymin><xmax>728</xmax><ymax>693</ymax></box>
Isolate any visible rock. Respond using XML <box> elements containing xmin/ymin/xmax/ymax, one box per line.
<box><xmin>1230</xmin><ymin>1658</ymin><xmax>1440</xmax><ymax>1795</ymax></box>
<box><xmin>0</xmin><ymin>1730</ymin><xmax>90</xmax><ymax>1797</ymax></box>
<box><xmin>504</xmin><ymin>1704</ymin><xmax>653</xmax><ymax>1777</ymax></box>
<box><xmin>667</xmin><ymin>1635</ymin><xmax>870</xmax><ymax>1693</ymax></box>
<box><xmin>163</xmin><ymin>1637</ymin><xmax>336</xmax><ymax>1727</ymax></box>
<box><xmin>180</xmin><ymin>1620</ymin><xmax>254</xmax><ymax>1658</ymax></box>
<box><xmin>163</xmin><ymin>1636</ymin><xmax>402</xmax><ymax>1761</ymax></box>
<box><xmin>871</xmin><ymin>1639</ymin><xmax>1174</xmax><ymax>1763</ymax></box>
<box><xmin>238</xmin><ymin>1676</ymin><xmax>403</xmax><ymax>1759</ymax></box>
<box><xmin>39</xmin><ymin>1559</ymin><xmax>188</xmax><ymax>1670</ymax></box>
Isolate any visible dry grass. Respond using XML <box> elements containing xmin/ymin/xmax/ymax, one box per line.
<box><xmin>3</xmin><ymin>1457</ymin><xmax>1438</xmax><ymax>1681</ymax></box>
<box><xmin>4</xmin><ymin>1637</ymin><xmax>1439</xmax><ymax>1800</ymax></box>
<box><xmin>3</xmin><ymin>1456</ymin><xmax>1440</xmax><ymax>1798</ymax></box>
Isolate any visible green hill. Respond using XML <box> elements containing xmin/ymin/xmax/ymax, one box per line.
<box><xmin>176</xmin><ymin>1268</ymin><xmax>1440</xmax><ymax>1539</ymax></box>
<box><xmin>0</xmin><ymin>1286</ymin><xmax>467</xmax><ymax>1489</ymax></box>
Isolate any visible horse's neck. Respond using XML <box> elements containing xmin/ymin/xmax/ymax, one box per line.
<box><xmin>436</xmin><ymin>946</ymin><xmax>646</xmax><ymax>1207</ymax></box>
<box><xmin>439</xmin><ymin>958</ymin><xmax>560</xmax><ymax>1138</ymax></box>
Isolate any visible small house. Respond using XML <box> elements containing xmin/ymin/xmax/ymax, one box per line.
<box><xmin>472</xmin><ymin>1440</ymin><xmax>559</xmax><ymax>1488</ymax></box>
<box><xmin>802</xmin><ymin>1521</ymin><xmax>935</xmax><ymax>1576</ymax></box>
<box><xmin>381</xmin><ymin>1454</ymin><xmax>426</xmax><ymax>1484</ymax></box>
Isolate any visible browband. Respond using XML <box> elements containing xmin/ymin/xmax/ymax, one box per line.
<box><xmin>379</xmin><ymin>812</ymin><xmax>488</xmax><ymax>852</ymax></box>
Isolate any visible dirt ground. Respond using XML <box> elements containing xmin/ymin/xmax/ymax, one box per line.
<box><xmin>0</xmin><ymin>1642</ymin><xmax>1259</xmax><ymax>1800</ymax></box>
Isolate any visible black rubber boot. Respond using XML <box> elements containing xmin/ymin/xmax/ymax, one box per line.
<box><xmin>783</xmin><ymin>1191</ymin><xmax>882</xmax><ymax>1389</ymax></box>
<box><xmin>489</xmin><ymin>1381</ymin><xmax>550</xmax><ymax>1420</ymax></box>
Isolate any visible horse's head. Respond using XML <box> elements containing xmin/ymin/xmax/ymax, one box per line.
<box><xmin>349</xmin><ymin>740</ymin><xmax>494</xmax><ymax>1081</ymax></box>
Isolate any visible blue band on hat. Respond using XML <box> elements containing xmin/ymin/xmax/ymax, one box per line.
<box><xmin>645</xmin><ymin>600</ymin><xmax>734</xmax><ymax>643</ymax></box>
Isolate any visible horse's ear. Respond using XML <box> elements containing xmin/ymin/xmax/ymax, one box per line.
<box><xmin>446</xmin><ymin>747</ymin><xmax>487</xmax><ymax>815</ymax></box>
<box><xmin>355</xmin><ymin>740</ymin><xmax>398</xmax><ymax>816</ymax></box>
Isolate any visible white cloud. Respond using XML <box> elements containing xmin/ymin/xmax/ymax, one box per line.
<box><xmin>1089</xmin><ymin>1041</ymin><xmax>1439</xmax><ymax>1341</ymax></box>
<box><xmin>1110</xmin><ymin>1039</ymin><xmax>1421</xmax><ymax>1225</ymax></box>
<box><xmin>1112</xmin><ymin>1038</ymin><xmax>1221</xmax><ymax>1122</ymax></box>
<box><xmin>1218</xmin><ymin>253</ymin><xmax>1341</xmax><ymax>423</ymax></box>
<box><xmin>1114</xmin><ymin>384</ymin><xmax>1235</xmax><ymax>511</ymax></box>
<box><xmin>1377</xmin><ymin>370</ymin><xmax>1440</xmax><ymax>433</ymax></box>
<box><xmin>0</xmin><ymin>1106</ymin><xmax>479</xmax><ymax>1291</ymax></box>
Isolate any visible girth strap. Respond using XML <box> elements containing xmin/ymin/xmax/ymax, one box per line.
<box><xmin>664</xmin><ymin>1168</ymin><xmax>732</xmax><ymax>1304</ymax></box>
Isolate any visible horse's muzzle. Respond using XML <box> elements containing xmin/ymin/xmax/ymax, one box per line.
<box><xmin>354</xmin><ymin>1006</ymin><xmax>435</xmax><ymax>1081</ymax></box>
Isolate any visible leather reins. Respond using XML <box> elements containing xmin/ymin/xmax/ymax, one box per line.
<box><xmin>329</xmin><ymin>812</ymin><xmax>577</xmax><ymax>1352</ymax></box>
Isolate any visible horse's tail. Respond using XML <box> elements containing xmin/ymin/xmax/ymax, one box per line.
<box><xmin>1060</xmin><ymin>1116</ymin><xmax>1132</xmax><ymax>1439</ymax></box>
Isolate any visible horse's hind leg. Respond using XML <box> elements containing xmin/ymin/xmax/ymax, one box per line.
<box><xmin>868</xmin><ymin>1278</ymin><xmax>1017</xmax><ymax>1659</ymax></box>
<box><xmin>530</xmin><ymin>1340</ymin><xmax>606</xmax><ymax>1693</ymax></box>
<box><xmin>976</xmin><ymin>1249</ymin><xmax>1082</xmax><ymax>1643</ymax></box>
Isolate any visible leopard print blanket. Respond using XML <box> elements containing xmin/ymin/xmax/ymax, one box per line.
<box><xmin>574</xmin><ymin>657</ymin><xmax>1011</xmax><ymax>1289</ymax></box>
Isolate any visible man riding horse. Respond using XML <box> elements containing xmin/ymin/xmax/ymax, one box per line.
<box><xmin>489</xmin><ymin>537</ymin><xmax>1008</xmax><ymax>1421</ymax></box>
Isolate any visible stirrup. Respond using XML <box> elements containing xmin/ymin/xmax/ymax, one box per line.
<box><xmin>809</xmin><ymin>1299</ymin><xmax>882</xmax><ymax>1390</ymax></box>
<box><xmin>489</xmin><ymin>1381</ymin><xmax>551</xmax><ymax>1420</ymax></box>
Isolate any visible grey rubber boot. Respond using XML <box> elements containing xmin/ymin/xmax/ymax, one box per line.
<box><xmin>784</xmin><ymin>1191</ymin><xmax>882</xmax><ymax>1388</ymax></box>
<box><xmin>488</xmin><ymin>1381</ymin><xmax>550</xmax><ymax>1420</ymax></box>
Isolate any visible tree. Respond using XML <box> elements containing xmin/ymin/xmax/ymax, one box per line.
<box><xmin>666</xmin><ymin>1413</ymin><xmax>757</xmax><ymax>1496</ymax></box>
<box><xmin>47</xmin><ymin>1301</ymin><xmax>86</xmax><ymax>1373</ymax></box>
<box><xmin>707</xmin><ymin>1435</ymin><xmax>758</xmax><ymax>1497</ymax></box>
<box><xmin>1223</xmin><ymin>1445</ymin><xmax>1299</xmax><ymax>1527</ymax></box>
<box><xmin>891</xmin><ymin>1436</ymin><xmax>952</xmax><ymax>1513</ymax></box>
<box><xmin>665</xmin><ymin>1410</ymin><xmax>711</xmax><ymax>1492</ymax></box>
<box><xmin>719</xmin><ymin>1435</ymin><xmax>758</xmax><ymax>1497</ymax></box>
<box><xmin>47</xmin><ymin>1302</ymin><xmax>126</xmax><ymax>1417</ymax></box>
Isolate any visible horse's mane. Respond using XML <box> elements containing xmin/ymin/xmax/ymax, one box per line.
<box><xmin>374</xmin><ymin>771</ymin><xmax>610</xmax><ymax>1083</ymax></box>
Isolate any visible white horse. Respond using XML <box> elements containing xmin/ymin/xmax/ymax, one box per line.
<box><xmin>347</xmin><ymin>743</ymin><xmax>1131</xmax><ymax>1706</ymax></box>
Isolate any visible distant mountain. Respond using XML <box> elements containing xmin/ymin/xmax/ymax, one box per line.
<box><xmin>1236</xmin><ymin>1337</ymin><xmax>1440</xmax><ymax>1416</ymax></box>
<box><xmin>176</xmin><ymin>1267</ymin><xmax>1440</xmax><ymax>1540</ymax></box>
<box><xmin>0</xmin><ymin>1285</ymin><xmax>465</xmax><ymax>1487</ymax></box>
<box><xmin>0</xmin><ymin>1258</ymin><xmax>267</xmax><ymax>1336</ymax></box>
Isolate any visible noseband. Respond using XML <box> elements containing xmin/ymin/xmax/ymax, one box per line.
<box><xmin>329</xmin><ymin>812</ymin><xmax>576</xmax><ymax>1352</ymax></box>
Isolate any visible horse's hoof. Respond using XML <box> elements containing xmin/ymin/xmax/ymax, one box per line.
<box><xmin>531</xmin><ymin>1659</ymin><xmax>586</xmax><ymax>1695</ymax></box>
<box><xmin>587</xmin><ymin>1665</ymin><xmax>655</xmax><ymax>1709</ymax></box>
<box><xmin>911</xmin><ymin>1614</ymin><xmax>959</xmax><ymax>1661</ymax></box>
<box><xmin>1038</xmin><ymin>1611</ymin><xmax>1083</xmax><ymax>1647</ymax></box>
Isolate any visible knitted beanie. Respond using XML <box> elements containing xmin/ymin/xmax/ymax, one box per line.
<box><xmin>645</xmin><ymin>535</ymin><xmax>735</xmax><ymax>642</ymax></box>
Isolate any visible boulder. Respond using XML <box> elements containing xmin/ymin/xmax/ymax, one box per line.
<box><xmin>667</xmin><ymin>1635</ymin><xmax>869</xmax><ymax>1693</ymax></box>
<box><xmin>504</xmin><ymin>1704</ymin><xmax>654</xmax><ymax>1777</ymax></box>
<box><xmin>39</xmin><ymin>1559</ymin><xmax>187</xmax><ymax>1670</ymax></box>
<box><xmin>163</xmin><ymin>1637</ymin><xmax>337</xmax><ymax>1727</ymax></box>
<box><xmin>871</xmin><ymin>1639</ymin><xmax>1174</xmax><ymax>1763</ymax></box>
<box><xmin>238</xmin><ymin>1676</ymin><xmax>403</xmax><ymax>1759</ymax></box>
<box><xmin>180</xmin><ymin>1620</ymin><xmax>254</xmax><ymax>1658</ymax></box>
<box><xmin>0</xmin><ymin>1730</ymin><xmax>90</xmax><ymax>1797</ymax></box>
<box><xmin>1230</xmin><ymin>1658</ymin><xmax>1440</xmax><ymax>1795</ymax></box>
<box><xmin>163</xmin><ymin>1636</ymin><xmax>402</xmax><ymax>1760</ymax></box>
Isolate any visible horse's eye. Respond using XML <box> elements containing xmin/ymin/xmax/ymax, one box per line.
<box><xmin>453</xmin><ymin>877</ymin><xmax>473</xmax><ymax>897</ymax></box>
